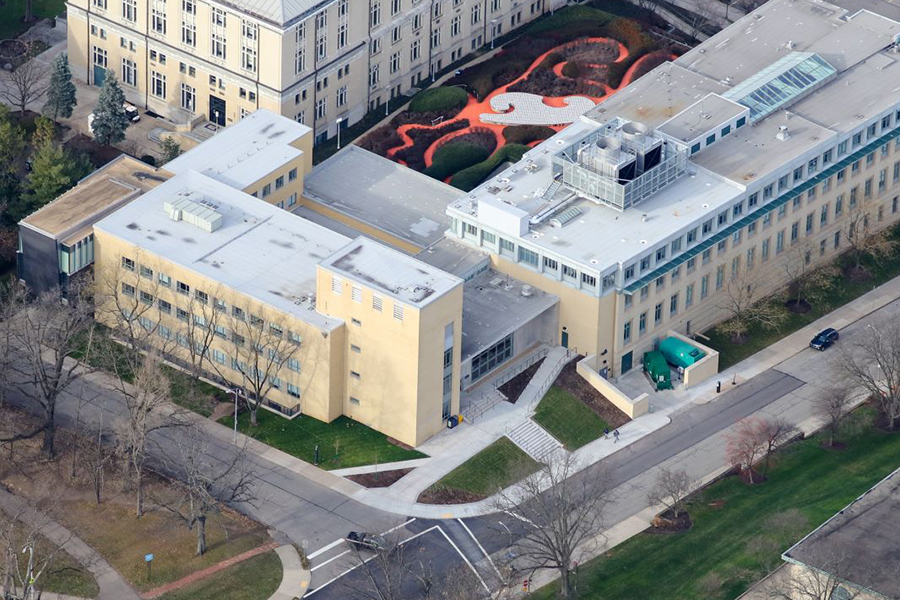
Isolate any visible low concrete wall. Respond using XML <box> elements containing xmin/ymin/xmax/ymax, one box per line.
<box><xmin>577</xmin><ymin>355</ymin><xmax>649</xmax><ymax>418</ymax></box>
<box><xmin>667</xmin><ymin>330</ymin><xmax>719</xmax><ymax>389</ymax></box>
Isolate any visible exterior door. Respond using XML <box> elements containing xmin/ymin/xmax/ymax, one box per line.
<box><xmin>621</xmin><ymin>351</ymin><xmax>633</xmax><ymax>374</ymax></box>
<box><xmin>561</xmin><ymin>329</ymin><xmax>569</xmax><ymax>349</ymax></box>
<box><xmin>209</xmin><ymin>95</ymin><xmax>226</xmax><ymax>125</ymax></box>
<box><xmin>93</xmin><ymin>65</ymin><xmax>106</xmax><ymax>87</ymax></box>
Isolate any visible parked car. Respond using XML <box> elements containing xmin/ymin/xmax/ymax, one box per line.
<box><xmin>123</xmin><ymin>103</ymin><xmax>141</xmax><ymax>122</ymax></box>
<box><xmin>346</xmin><ymin>531</ymin><xmax>386</xmax><ymax>552</ymax></box>
<box><xmin>810</xmin><ymin>327</ymin><xmax>839</xmax><ymax>351</ymax></box>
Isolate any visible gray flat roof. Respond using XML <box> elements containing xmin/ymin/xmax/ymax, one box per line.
<box><xmin>292</xmin><ymin>204</ymin><xmax>376</xmax><ymax>240</ymax></box>
<box><xmin>164</xmin><ymin>109</ymin><xmax>309</xmax><ymax>190</ymax></box>
<box><xmin>304</xmin><ymin>146</ymin><xmax>459</xmax><ymax>250</ymax></box>
<box><xmin>93</xmin><ymin>169</ymin><xmax>349</xmax><ymax>331</ymax></box>
<box><xmin>461</xmin><ymin>270</ymin><xmax>558</xmax><ymax>360</ymax></box>
<box><xmin>320</xmin><ymin>237</ymin><xmax>462</xmax><ymax>309</ymax></box>
<box><xmin>416</xmin><ymin>237</ymin><xmax>490</xmax><ymax>280</ymax></box>
<box><xmin>784</xmin><ymin>467</ymin><xmax>900</xmax><ymax>599</ymax></box>
<box><xmin>658</xmin><ymin>94</ymin><xmax>747</xmax><ymax>143</ymax></box>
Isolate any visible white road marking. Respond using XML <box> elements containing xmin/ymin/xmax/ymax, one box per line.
<box><xmin>307</xmin><ymin>538</ymin><xmax>345</xmax><ymax>560</ymax></box>
<box><xmin>502</xmin><ymin>508</ymin><xmax>535</xmax><ymax>527</ymax></box>
<box><xmin>310</xmin><ymin>549</ymin><xmax>350</xmax><ymax>572</ymax></box>
<box><xmin>308</xmin><ymin>517</ymin><xmax>415</xmax><ymax>567</ymax></box>
<box><xmin>457</xmin><ymin>518</ymin><xmax>502</xmax><ymax>580</ymax></box>
<box><xmin>307</xmin><ymin>525</ymin><xmax>442</xmax><ymax>596</ymax></box>
<box><xmin>436</xmin><ymin>526</ymin><xmax>490</xmax><ymax>593</ymax></box>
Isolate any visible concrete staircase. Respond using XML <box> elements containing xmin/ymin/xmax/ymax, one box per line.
<box><xmin>507</xmin><ymin>419</ymin><xmax>563</xmax><ymax>462</ymax></box>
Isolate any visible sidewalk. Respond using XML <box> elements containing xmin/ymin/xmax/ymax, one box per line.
<box><xmin>269</xmin><ymin>545</ymin><xmax>312</xmax><ymax>600</ymax></box>
<box><xmin>0</xmin><ymin>487</ymin><xmax>140</xmax><ymax>600</ymax></box>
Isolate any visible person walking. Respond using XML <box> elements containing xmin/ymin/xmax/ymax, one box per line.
<box><xmin>613</xmin><ymin>429</ymin><xmax>620</xmax><ymax>443</ymax></box>
<box><xmin>604</xmin><ymin>427</ymin><xmax>610</xmax><ymax>439</ymax></box>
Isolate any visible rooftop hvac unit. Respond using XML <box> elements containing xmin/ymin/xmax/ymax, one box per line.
<box><xmin>164</xmin><ymin>198</ymin><xmax>223</xmax><ymax>232</ymax></box>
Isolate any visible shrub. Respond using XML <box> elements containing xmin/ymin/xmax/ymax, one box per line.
<box><xmin>140</xmin><ymin>154</ymin><xmax>156</xmax><ymax>166</ymax></box>
<box><xmin>502</xmin><ymin>125</ymin><xmax>554</xmax><ymax>145</ymax></box>
<box><xmin>561</xmin><ymin>60</ymin><xmax>585</xmax><ymax>79</ymax></box>
<box><xmin>600</xmin><ymin>18</ymin><xmax>657</xmax><ymax>88</ymax></box>
<box><xmin>424</xmin><ymin>142</ymin><xmax>492</xmax><ymax>181</ymax></box>
<box><xmin>358</xmin><ymin>124</ymin><xmax>403</xmax><ymax>157</ymax></box>
<box><xmin>450</xmin><ymin>144</ymin><xmax>530</xmax><ymax>191</ymax></box>
<box><xmin>393</xmin><ymin>119</ymin><xmax>469</xmax><ymax>171</ymax></box>
<box><xmin>536</xmin><ymin>52</ymin><xmax>564</xmax><ymax>72</ymax></box>
<box><xmin>408</xmin><ymin>86</ymin><xmax>468</xmax><ymax>114</ymax></box>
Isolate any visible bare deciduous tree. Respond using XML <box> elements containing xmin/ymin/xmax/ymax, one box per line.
<box><xmin>843</xmin><ymin>196</ymin><xmax>898</xmax><ymax>279</ymax></box>
<box><xmin>687</xmin><ymin>0</ymin><xmax>715</xmax><ymax>41</ymax></box>
<box><xmin>725</xmin><ymin>417</ymin><xmax>769</xmax><ymax>484</ymax></box>
<box><xmin>157</xmin><ymin>428</ymin><xmax>257</xmax><ymax>556</ymax></box>
<box><xmin>760</xmin><ymin>418</ymin><xmax>798</xmax><ymax>477</ymax></box>
<box><xmin>717</xmin><ymin>268</ymin><xmax>787</xmax><ymax>343</ymax></box>
<box><xmin>0</xmin><ymin>499</ymin><xmax>74</xmax><ymax>600</ymax></box>
<box><xmin>0</xmin><ymin>282</ymin><xmax>25</xmax><ymax>409</ymax></box>
<box><xmin>0</xmin><ymin>60</ymin><xmax>50</xmax><ymax>116</ymax></box>
<box><xmin>814</xmin><ymin>385</ymin><xmax>855</xmax><ymax>448</ymax></box>
<box><xmin>494</xmin><ymin>454</ymin><xmax>610</xmax><ymax>599</ymax></box>
<box><xmin>765</xmin><ymin>557</ymin><xmax>861</xmax><ymax>600</ymax></box>
<box><xmin>117</xmin><ymin>352</ymin><xmax>182</xmax><ymax>518</ymax></box>
<box><xmin>781</xmin><ymin>240</ymin><xmax>838</xmax><ymax>309</ymax></box>
<box><xmin>647</xmin><ymin>467</ymin><xmax>693</xmax><ymax>521</ymax></box>
<box><xmin>344</xmin><ymin>538</ymin><xmax>492</xmax><ymax>600</ymax></box>
<box><xmin>218</xmin><ymin>309</ymin><xmax>301</xmax><ymax>426</ymax></box>
<box><xmin>841</xmin><ymin>322</ymin><xmax>900</xmax><ymax>430</ymax></box>
<box><xmin>3</xmin><ymin>284</ymin><xmax>94</xmax><ymax>457</ymax></box>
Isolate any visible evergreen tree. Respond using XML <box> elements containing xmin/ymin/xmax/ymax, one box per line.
<box><xmin>32</xmin><ymin>116</ymin><xmax>55</xmax><ymax>149</ymax></box>
<box><xmin>0</xmin><ymin>105</ymin><xmax>25</xmax><ymax>226</ymax></box>
<box><xmin>9</xmin><ymin>142</ymin><xmax>91</xmax><ymax>221</ymax></box>
<box><xmin>43</xmin><ymin>53</ymin><xmax>78</xmax><ymax>120</ymax></box>
<box><xmin>158</xmin><ymin>136</ymin><xmax>183</xmax><ymax>164</ymax></box>
<box><xmin>91</xmin><ymin>72</ymin><xmax>130</xmax><ymax>146</ymax></box>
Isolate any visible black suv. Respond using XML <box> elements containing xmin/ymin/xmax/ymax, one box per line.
<box><xmin>346</xmin><ymin>531</ymin><xmax>386</xmax><ymax>552</ymax></box>
<box><xmin>810</xmin><ymin>328</ymin><xmax>839</xmax><ymax>351</ymax></box>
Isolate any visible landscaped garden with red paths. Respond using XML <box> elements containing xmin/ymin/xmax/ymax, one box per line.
<box><xmin>359</xmin><ymin>3</ymin><xmax>684</xmax><ymax>191</ymax></box>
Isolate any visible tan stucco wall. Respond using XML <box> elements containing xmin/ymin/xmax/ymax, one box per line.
<box><xmin>93</xmin><ymin>229</ymin><xmax>344</xmax><ymax>422</ymax></box>
<box><xmin>315</xmin><ymin>264</ymin><xmax>462</xmax><ymax>447</ymax></box>
<box><xmin>666</xmin><ymin>330</ymin><xmax>719</xmax><ymax>389</ymax></box>
<box><xmin>576</xmin><ymin>354</ymin><xmax>649</xmax><ymax>418</ymax></box>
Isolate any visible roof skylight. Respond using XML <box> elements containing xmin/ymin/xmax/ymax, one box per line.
<box><xmin>722</xmin><ymin>52</ymin><xmax>836</xmax><ymax>123</ymax></box>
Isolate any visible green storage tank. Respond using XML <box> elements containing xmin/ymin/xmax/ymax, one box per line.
<box><xmin>659</xmin><ymin>337</ymin><xmax>706</xmax><ymax>369</ymax></box>
<box><xmin>643</xmin><ymin>350</ymin><xmax>672</xmax><ymax>391</ymax></box>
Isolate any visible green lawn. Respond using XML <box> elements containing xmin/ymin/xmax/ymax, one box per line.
<box><xmin>424</xmin><ymin>437</ymin><xmax>541</xmax><ymax>499</ymax></box>
<box><xmin>220</xmin><ymin>410</ymin><xmax>426</xmax><ymax>470</ymax></box>
<box><xmin>156</xmin><ymin>551</ymin><xmax>282</xmax><ymax>600</ymax></box>
<box><xmin>528</xmin><ymin>407</ymin><xmax>900</xmax><ymax>600</ymax></box>
<box><xmin>706</xmin><ymin>228</ymin><xmax>900</xmax><ymax>369</ymax></box>
<box><xmin>533</xmin><ymin>386</ymin><xmax>609</xmax><ymax>450</ymax></box>
<box><xmin>0</xmin><ymin>0</ymin><xmax>65</xmax><ymax>39</ymax></box>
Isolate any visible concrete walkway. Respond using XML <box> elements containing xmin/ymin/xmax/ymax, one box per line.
<box><xmin>269</xmin><ymin>545</ymin><xmax>311</xmax><ymax>600</ymax></box>
<box><xmin>0</xmin><ymin>487</ymin><xmax>140</xmax><ymax>600</ymax></box>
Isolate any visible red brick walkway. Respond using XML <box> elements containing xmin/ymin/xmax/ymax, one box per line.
<box><xmin>141</xmin><ymin>541</ymin><xmax>279</xmax><ymax>599</ymax></box>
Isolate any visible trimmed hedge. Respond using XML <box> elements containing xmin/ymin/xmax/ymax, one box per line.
<box><xmin>358</xmin><ymin>124</ymin><xmax>403</xmax><ymax>157</ymax></box>
<box><xmin>502</xmin><ymin>125</ymin><xmax>554</xmax><ymax>145</ymax></box>
<box><xmin>424</xmin><ymin>141</ymin><xmax>493</xmax><ymax>181</ymax></box>
<box><xmin>601</xmin><ymin>18</ymin><xmax>656</xmax><ymax>88</ymax></box>
<box><xmin>450</xmin><ymin>144</ymin><xmax>530</xmax><ymax>192</ymax></box>
<box><xmin>393</xmin><ymin>119</ymin><xmax>469</xmax><ymax>171</ymax></box>
<box><xmin>408</xmin><ymin>86</ymin><xmax>468</xmax><ymax>114</ymax></box>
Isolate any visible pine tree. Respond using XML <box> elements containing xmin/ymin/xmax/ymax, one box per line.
<box><xmin>32</xmin><ymin>116</ymin><xmax>55</xmax><ymax>149</ymax></box>
<box><xmin>9</xmin><ymin>142</ymin><xmax>91</xmax><ymax>221</ymax></box>
<box><xmin>159</xmin><ymin>136</ymin><xmax>183</xmax><ymax>164</ymax></box>
<box><xmin>0</xmin><ymin>105</ymin><xmax>25</xmax><ymax>226</ymax></box>
<box><xmin>91</xmin><ymin>72</ymin><xmax>130</xmax><ymax>146</ymax></box>
<box><xmin>43</xmin><ymin>53</ymin><xmax>78</xmax><ymax>120</ymax></box>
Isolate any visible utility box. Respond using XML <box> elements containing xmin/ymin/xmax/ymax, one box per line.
<box><xmin>643</xmin><ymin>350</ymin><xmax>672</xmax><ymax>391</ymax></box>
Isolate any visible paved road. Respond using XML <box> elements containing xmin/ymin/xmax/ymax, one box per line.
<box><xmin>6</xmin><ymin>294</ymin><xmax>896</xmax><ymax>598</ymax></box>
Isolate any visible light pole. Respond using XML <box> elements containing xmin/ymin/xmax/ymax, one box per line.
<box><xmin>336</xmin><ymin>117</ymin><xmax>343</xmax><ymax>149</ymax></box>
<box><xmin>231</xmin><ymin>388</ymin><xmax>240</xmax><ymax>444</ymax></box>
<box><xmin>385</xmin><ymin>86</ymin><xmax>391</xmax><ymax>117</ymax></box>
<box><xmin>213</xmin><ymin>110</ymin><xmax>219</xmax><ymax>132</ymax></box>
<box><xmin>490</xmin><ymin>20</ymin><xmax>498</xmax><ymax>50</ymax></box>
<box><xmin>498</xmin><ymin>520</ymin><xmax>512</xmax><ymax>547</ymax></box>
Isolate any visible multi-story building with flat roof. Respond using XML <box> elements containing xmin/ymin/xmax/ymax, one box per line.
<box><xmin>66</xmin><ymin>0</ymin><xmax>560</xmax><ymax>143</ymax></box>
<box><xmin>445</xmin><ymin>0</ymin><xmax>900</xmax><ymax>378</ymax></box>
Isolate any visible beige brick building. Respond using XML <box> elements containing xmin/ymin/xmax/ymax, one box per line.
<box><xmin>66</xmin><ymin>0</ymin><xmax>560</xmax><ymax>143</ymax></box>
<box><xmin>445</xmin><ymin>0</ymin><xmax>900</xmax><ymax>380</ymax></box>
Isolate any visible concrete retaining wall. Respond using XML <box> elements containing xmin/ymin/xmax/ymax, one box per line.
<box><xmin>666</xmin><ymin>330</ymin><xmax>720</xmax><ymax>389</ymax></box>
<box><xmin>577</xmin><ymin>355</ymin><xmax>649</xmax><ymax>418</ymax></box>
